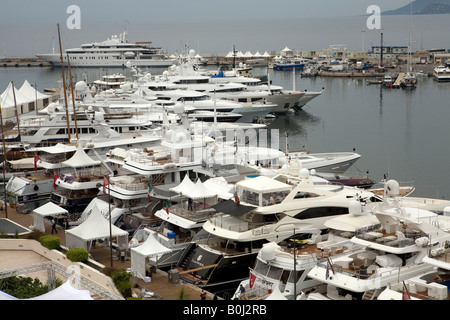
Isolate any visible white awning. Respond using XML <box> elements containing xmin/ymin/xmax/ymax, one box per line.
<box><xmin>33</xmin><ymin>202</ymin><xmax>69</xmax><ymax>233</ymax></box>
<box><xmin>62</xmin><ymin>145</ymin><xmax>101</xmax><ymax>168</ymax></box>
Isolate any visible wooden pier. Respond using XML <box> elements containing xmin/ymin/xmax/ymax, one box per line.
<box><xmin>392</xmin><ymin>72</ymin><xmax>405</xmax><ymax>88</ymax></box>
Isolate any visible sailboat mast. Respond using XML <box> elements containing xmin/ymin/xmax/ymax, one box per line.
<box><xmin>0</xmin><ymin>103</ymin><xmax>8</xmax><ymax>218</ymax></box>
<box><xmin>67</xmin><ymin>53</ymin><xmax>79</xmax><ymax>140</ymax></box>
<box><xmin>57</xmin><ymin>23</ymin><xmax>72</xmax><ymax>142</ymax></box>
<box><xmin>11</xmin><ymin>82</ymin><xmax>21</xmax><ymax>142</ymax></box>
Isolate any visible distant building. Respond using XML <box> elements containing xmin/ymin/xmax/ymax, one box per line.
<box><xmin>367</xmin><ymin>46</ymin><xmax>408</xmax><ymax>60</ymax></box>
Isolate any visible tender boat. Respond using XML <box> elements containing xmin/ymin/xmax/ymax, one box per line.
<box><xmin>433</xmin><ymin>66</ymin><xmax>450</xmax><ymax>82</ymax></box>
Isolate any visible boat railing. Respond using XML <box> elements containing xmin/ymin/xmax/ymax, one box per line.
<box><xmin>170</xmin><ymin>206</ymin><xmax>217</xmax><ymax>222</ymax></box>
<box><xmin>208</xmin><ymin>215</ymin><xmax>268</xmax><ymax>233</ymax></box>
<box><xmin>111</xmin><ymin>181</ymin><xmax>147</xmax><ymax>191</ymax></box>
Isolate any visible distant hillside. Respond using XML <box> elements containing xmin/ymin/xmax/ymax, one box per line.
<box><xmin>383</xmin><ymin>0</ymin><xmax>450</xmax><ymax>15</ymax></box>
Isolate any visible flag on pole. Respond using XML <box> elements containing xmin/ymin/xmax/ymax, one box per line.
<box><xmin>234</xmin><ymin>192</ymin><xmax>240</xmax><ymax>205</ymax></box>
<box><xmin>165</xmin><ymin>201</ymin><xmax>170</xmax><ymax>214</ymax></box>
<box><xmin>34</xmin><ymin>153</ymin><xmax>40</xmax><ymax>171</ymax></box>
<box><xmin>103</xmin><ymin>176</ymin><xmax>109</xmax><ymax>194</ymax></box>
<box><xmin>326</xmin><ymin>257</ymin><xmax>335</xmax><ymax>280</ymax></box>
<box><xmin>53</xmin><ymin>172</ymin><xmax>60</xmax><ymax>190</ymax></box>
<box><xmin>249</xmin><ymin>270</ymin><xmax>256</xmax><ymax>289</ymax></box>
<box><xmin>402</xmin><ymin>281</ymin><xmax>411</xmax><ymax>300</ymax></box>
<box><xmin>147</xmin><ymin>181</ymin><xmax>153</xmax><ymax>202</ymax></box>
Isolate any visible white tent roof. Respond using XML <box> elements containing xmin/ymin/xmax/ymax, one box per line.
<box><xmin>34</xmin><ymin>202</ymin><xmax>68</xmax><ymax>216</ymax></box>
<box><xmin>18</xmin><ymin>80</ymin><xmax>50</xmax><ymax>101</ymax></box>
<box><xmin>33</xmin><ymin>202</ymin><xmax>69</xmax><ymax>233</ymax></box>
<box><xmin>190</xmin><ymin>179</ymin><xmax>218</xmax><ymax>199</ymax></box>
<box><xmin>0</xmin><ymin>82</ymin><xmax>31</xmax><ymax>109</ymax></box>
<box><xmin>62</xmin><ymin>145</ymin><xmax>101</xmax><ymax>168</ymax></box>
<box><xmin>37</xmin><ymin>143</ymin><xmax>77</xmax><ymax>154</ymax></box>
<box><xmin>131</xmin><ymin>233</ymin><xmax>172</xmax><ymax>258</ymax></box>
<box><xmin>265</xmin><ymin>286</ymin><xmax>287</xmax><ymax>300</ymax></box>
<box><xmin>65</xmin><ymin>209</ymin><xmax>128</xmax><ymax>242</ymax></box>
<box><xmin>130</xmin><ymin>232</ymin><xmax>172</xmax><ymax>279</ymax></box>
<box><xmin>0</xmin><ymin>280</ymin><xmax>93</xmax><ymax>300</ymax></box>
<box><xmin>170</xmin><ymin>176</ymin><xmax>217</xmax><ymax>199</ymax></box>
<box><xmin>203</xmin><ymin>177</ymin><xmax>233</xmax><ymax>200</ymax></box>
<box><xmin>225</xmin><ymin>51</ymin><xmax>234</xmax><ymax>58</ymax></box>
<box><xmin>169</xmin><ymin>175</ymin><xmax>196</xmax><ymax>194</ymax></box>
<box><xmin>237</xmin><ymin>176</ymin><xmax>292</xmax><ymax>193</ymax></box>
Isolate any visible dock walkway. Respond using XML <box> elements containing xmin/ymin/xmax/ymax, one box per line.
<box><xmin>0</xmin><ymin>205</ymin><xmax>216</xmax><ymax>300</ymax></box>
<box><xmin>392</xmin><ymin>72</ymin><xmax>405</xmax><ymax>88</ymax></box>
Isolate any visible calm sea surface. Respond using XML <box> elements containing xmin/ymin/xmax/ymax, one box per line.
<box><xmin>1</xmin><ymin>14</ymin><xmax>450</xmax><ymax>199</ymax></box>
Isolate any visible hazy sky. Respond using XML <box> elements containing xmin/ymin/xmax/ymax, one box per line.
<box><xmin>1</xmin><ymin>0</ymin><xmax>413</xmax><ymax>25</ymax></box>
<box><xmin>0</xmin><ymin>0</ymin><xmax>419</xmax><ymax>57</ymax></box>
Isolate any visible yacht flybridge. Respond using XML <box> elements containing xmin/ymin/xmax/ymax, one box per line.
<box><xmin>36</xmin><ymin>30</ymin><xmax>175</xmax><ymax>68</ymax></box>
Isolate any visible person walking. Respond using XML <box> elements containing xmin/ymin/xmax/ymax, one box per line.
<box><xmin>200</xmin><ymin>290</ymin><xmax>207</xmax><ymax>300</ymax></box>
<box><xmin>51</xmin><ymin>218</ymin><xmax>57</xmax><ymax>234</ymax></box>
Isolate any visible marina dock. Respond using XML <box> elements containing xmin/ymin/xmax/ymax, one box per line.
<box><xmin>392</xmin><ymin>72</ymin><xmax>405</xmax><ymax>88</ymax></box>
<box><xmin>1</xmin><ymin>58</ymin><xmax>50</xmax><ymax>68</ymax></box>
<box><xmin>0</xmin><ymin>206</ymin><xmax>217</xmax><ymax>300</ymax></box>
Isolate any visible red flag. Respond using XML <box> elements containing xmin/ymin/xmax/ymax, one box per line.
<box><xmin>103</xmin><ymin>176</ymin><xmax>109</xmax><ymax>194</ymax></box>
<box><xmin>249</xmin><ymin>270</ymin><xmax>256</xmax><ymax>289</ymax></box>
<box><xmin>34</xmin><ymin>153</ymin><xmax>40</xmax><ymax>171</ymax></box>
<box><xmin>53</xmin><ymin>172</ymin><xmax>60</xmax><ymax>190</ymax></box>
<box><xmin>165</xmin><ymin>201</ymin><xmax>170</xmax><ymax>214</ymax></box>
<box><xmin>234</xmin><ymin>192</ymin><xmax>240</xmax><ymax>205</ymax></box>
<box><xmin>402</xmin><ymin>282</ymin><xmax>411</xmax><ymax>300</ymax></box>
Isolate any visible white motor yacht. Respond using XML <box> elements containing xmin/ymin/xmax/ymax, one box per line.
<box><xmin>176</xmin><ymin>169</ymin><xmax>376</xmax><ymax>297</ymax></box>
<box><xmin>433</xmin><ymin>66</ymin><xmax>450</xmax><ymax>82</ymax></box>
<box><xmin>36</xmin><ymin>30</ymin><xmax>175</xmax><ymax>68</ymax></box>
<box><xmin>306</xmin><ymin>183</ymin><xmax>450</xmax><ymax>300</ymax></box>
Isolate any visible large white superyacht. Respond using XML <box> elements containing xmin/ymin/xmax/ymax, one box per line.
<box><xmin>36</xmin><ymin>30</ymin><xmax>175</xmax><ymax>68</ymax></box>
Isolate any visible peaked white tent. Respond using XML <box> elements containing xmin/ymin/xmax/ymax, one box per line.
<box><xmin>65</xmin><ymin>210</ymin><xmax>128</xmax><ymax>251</ymax></box>
<box><xmin>130</xmin><ymin>233</ymin><xmax>172</xmax><ymax>279</ymax></box>
<box><xmin>18</xmin><ymin>80</ymin><xmax>50</xmax><ymax>102</ymax></box>
<box><xmin>62</xmin><ymin>145</ymin><xmax>101</xmax><ymax>168</ymax></box>
<box><xmin>265</xmin><ymin>286</ymin><xmax>288</xmax><ymax>300</ymax></box>
<box><xmin>0</xmin><ymin>280</ymin><xmax>93</xmax><ymax>300</ymax></box>
<box><xmin>169</xmin><ymin>174</ymin><xmax>196</xmax><ymax>194</ymax></box>
<box><xmin>33</xmin><ymin>201</ymin><xmax>69</xmax><ymax>233</ymax></box>
<box><xmin>0</xmin><ymin>81</ymin><xmax>51</xmax><ymax>118</ymax></box>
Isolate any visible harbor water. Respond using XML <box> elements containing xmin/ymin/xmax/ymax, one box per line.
<box><xmin>1</xmin><ymin>65</ymin><xmax>449</xmax><ymax>200</ymax></box>
<box><xmin>1</xmin><ymin>13</ymin><xmax>450</xmax><ymax>200</ymax></box>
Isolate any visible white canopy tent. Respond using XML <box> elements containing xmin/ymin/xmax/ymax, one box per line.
<box><xmin>78</xmin><ymin>197</ymin><xmax>122</xmax><ymax>225</ymax></box>
<box><xmin>169</xmin><ymin>175</ymin><xmax>218</xmax><ymax>206</ymax></box>
<box><xmin>0</xmin><ymin>280</ymin><xmax>93</xmax><ymax>300</ymax></box>
<box><xmin>0</xmin><ymin>81</ymin><xmax>51</xmax><ymax>118</ymax></box>
<box><xmin>130</xmin><ymin>233</ymin><xmax>172</xmax><ymax>279</ymax></box>
<box><xmin>265</xmin><ymin>286</ymin><xmax>288</xmax><ymax>300</ymax></box>
<box><xmin>65</xmin><ymin>210</ymin><xmax>129</xmax><ymax>251</ymax></box>
<box><xmin>32</xmin><ymin>201</ymin><xmax>69</xmax><ymax>233</ymax></box>
<box><xmin>18</xmin><ymin>80</ymin><xmax>51</xmax><ymax>102</ymax></box>
<box><xmin>62</xmin><ymin>145</ymin><xmax>101</xmax><ymax>168</ymax></box>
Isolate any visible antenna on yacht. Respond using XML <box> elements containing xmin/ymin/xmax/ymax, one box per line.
<box><xmin>293</xmin><ymin>67</ymin><xmax>296</xmax><ymax>91</ymax></box>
